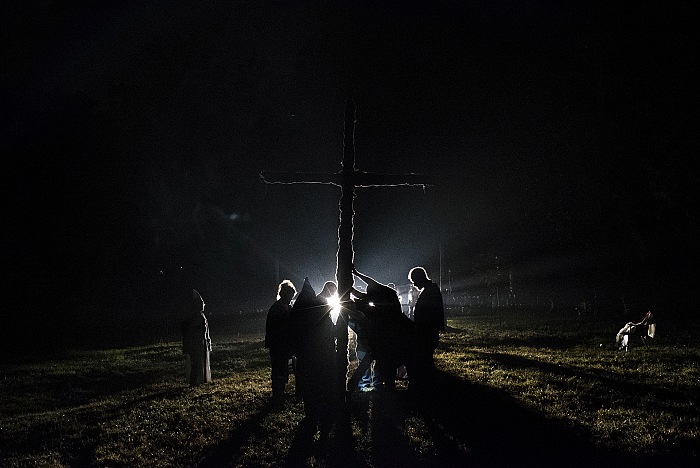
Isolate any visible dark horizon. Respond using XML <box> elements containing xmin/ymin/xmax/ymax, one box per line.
<box><xmin>2</xmin><ymin>1</ymin><xmax>697</xmax><ymax>352</ymax></box>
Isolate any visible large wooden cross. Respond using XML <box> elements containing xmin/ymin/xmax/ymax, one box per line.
<box><xmin>261</xmin><ymin>99</ymin><xmax>431</xmax><ymax>395</ymax></box>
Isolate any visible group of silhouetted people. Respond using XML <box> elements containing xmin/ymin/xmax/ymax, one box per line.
<box><xmin>263</xmin><ymin>266</ymin><xmax>445</xmax><ymax>426</ymax></box>
<box><xmin>178</xmin><ymin>264</ymin><xmax>446</xmax><ymax>430</ymax></box>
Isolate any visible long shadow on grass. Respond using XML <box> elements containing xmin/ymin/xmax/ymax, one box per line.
<box><xmin>478</xmin><ymin>350</ymin><xmax>700</xmax><ymax>461</ymax></box>
<box><xmin>196</xmin><ymin>396</ymin><xmax>360</xmax><ymax>468</ymax></box>
<box><xmin>481</xmin><ymin>351</ymin><xmax>700</xmax><ymax>419</ymax></box>
<box><xmin>283</xmin><ymin>371</ymin><xmax>612</xmax><ymax>468</ymax></box>
<box><xmin>414</xmin><ymin>369</ymin><xmax>698</xmax><ymax>468</ymax></box>
<box><xmin>285</xmin><ymin>408</ymin><xmax>363</xmax><ymax>468</ymax></box>
<box><xmin>412</xmin><ymin>369</ymin><xmax>614</xmax><ymax>467</ymax></box>
<box><xmin>194</xmin><ymin>368</ymin><xmax>697</xmax><ymax>468</ymax></box>
<box><xmin>0</xmin><ymin>386</ymin><xmax>188</xmax><ymax>467</ymax></box>
<box><xmin>197</xmin><ymin>397</ymin><xmax>278</xmax><ymax>467</ymax></box>
<box><xmin>350</xmin><ymin>388</ymin><xmax>465</xmax><ymax>467</ymax></box>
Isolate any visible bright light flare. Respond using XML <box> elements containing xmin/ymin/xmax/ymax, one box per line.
<box><xmin>327</xmin><ymin>293</ymin><xmax>341</xmax><ymax>325</ymax></box>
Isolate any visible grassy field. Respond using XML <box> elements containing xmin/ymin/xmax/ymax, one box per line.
<box><xmin>1</xmin><ymin>313</ymin><xmax>698</xmax><ymax>467</ymax></box>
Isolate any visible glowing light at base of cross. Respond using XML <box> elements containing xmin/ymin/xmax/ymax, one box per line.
<box><xmin>327</xmin><ymin>293</ymin><xmax>341</xmax><ymax>325</ymax></box>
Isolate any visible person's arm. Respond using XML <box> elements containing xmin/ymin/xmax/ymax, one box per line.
<box><xmin>350</xmin><ymin>286</ymin><xmax>367</xmax><ymax>300</ymax></box>
<box><xmin>352</xmin><ymin>266</ymin><xmax>379</xmax><ymax>288</ymax></box>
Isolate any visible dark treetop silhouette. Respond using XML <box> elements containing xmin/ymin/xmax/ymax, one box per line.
<box><xmin>260</xmin><ymin>99</ymin><xmax>431</xmax><ymax>398</ymax></box>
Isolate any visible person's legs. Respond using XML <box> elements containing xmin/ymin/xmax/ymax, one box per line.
<box><xmin>190</xmin><ymin>351</ymin><xmax>207</xmax><ymax>386</ymax></box>
<box><xmin>356</xmin><ymin>348</ymin><xmax>373</xmax><ymax>391</ymax></box>
<box><xmin>374</xmin><ymin>356</ymin><xmax>397</xmax><ymax>390</ymax></box>
<box><xmin>270</xmin><ymin>349</ymin><xmax>289</xmax><ymax>399</ymax></box>
<box><xmin>409</xmin><ymin>331</ymin><xmax>437</xmax><ymax>396</ymax></box>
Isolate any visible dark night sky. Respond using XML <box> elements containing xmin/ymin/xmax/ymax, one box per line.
<box><xmin>2</xmin><ymin>1</ymin><xmax>697</xmax><ymax>348</ymax></box>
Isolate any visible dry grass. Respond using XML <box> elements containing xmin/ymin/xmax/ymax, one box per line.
<box><xmin>1</xmin><ymin>313</ymin><xmax>698</xmax><ymax>467</ymax></box>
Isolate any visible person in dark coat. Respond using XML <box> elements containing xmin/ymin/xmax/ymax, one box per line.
<box><xmin>408</xmin><ymin>266</ymin><xmax>445</xmax><ymax>392</ymax></box>
<box><xmin>181</xmin><ymin>289</ymin><xmax>212</xmax><ymax>386</ymax></box>
<box><xmin>289</xmin><ymin>278</ymin><xmax>339</xmax><ymax>433</ymax></box>
<box><xmin>265</xmin><ymin>279</ymin><xmax>297</xmax><ymax>402</ymax></box>
<box><xmin>352</xmin><ymin>267</ymin><xmax>416</xmax><ymax>391</ymax></box>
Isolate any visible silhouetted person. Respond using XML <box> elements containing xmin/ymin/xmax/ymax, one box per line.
<box><xmin>289</xmin><ymin>278</ymin><xmax>339</xmax><ymax>435</ymax></box>
<box><xmin>408</xmin><ymin>266</ymin><xmax>445</xmax><ymax>393</ymax></box>
<box><xmin>318</xmin><ymin>281</ymin><xmax>338</xmax><ymax>301</ymax></box>
<box><xmin>352</xmin><ymin>267</ymin><xmax>416</xmax><ymax>391</ymax></box>
<box><xmin>265</xmin><ymin>279</ymin><xmax>297</xmax><ymax>403</ymax></box>
<box><xmin>181</xmin><ymin>289</ymin><xmax>212</xmax><ymax>386</ymax></box>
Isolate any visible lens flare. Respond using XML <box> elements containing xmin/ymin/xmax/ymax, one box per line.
<box><xmin>327</xmin><ymin>293</ymin><xmax>341</xmax><ymax>325</ymax></box>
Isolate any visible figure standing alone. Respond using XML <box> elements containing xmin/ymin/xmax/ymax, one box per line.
<box><xmin>181</xmin><ymin>289</ymin><xmax>212</xmax><ymax>386</ymax></box>
<box><xmin>265</xmin><ymin>279</ymin><xmax>297</xmax><ymax>403</ymax></box>
<box><xmin>408</xmin><ymin>266</ymin><xmax>445</xmax><ymax>392</ymax></box>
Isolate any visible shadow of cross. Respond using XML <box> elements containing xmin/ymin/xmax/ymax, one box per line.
<box><xmin>260</xmin><ymin>98</ymin><xmax>431</xmax><ymax>398</ymax></box>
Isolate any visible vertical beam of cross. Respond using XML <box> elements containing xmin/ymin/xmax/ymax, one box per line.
<box><xmin>337</xmin><ymin>100</ymin><xmax>356</xmax><ymax>311</ymax></box>
<box><xmin>260</xmin><ymin>99</ymin><xmax>431</xmax><ymax>394</ymax></box>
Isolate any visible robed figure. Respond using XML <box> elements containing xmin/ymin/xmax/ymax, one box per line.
<box><xmin>181</xmin><ymin>289</ymin><xmax>212</xmax><ymax>386</ymax></box>
<box><xmin>289</xmin><ymin>278</ymin><xmax>340</xmax><ymax>432</ymax></box>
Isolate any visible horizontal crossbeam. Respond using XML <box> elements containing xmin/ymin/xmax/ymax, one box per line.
<box><xmin>260</xmin><ymin>170</ymin><xmax>432</xmax><ymax>188</ymax></box>
<box><xmin>352</xmin><ymin>171</ymin><xmax>432</xmax><ymax>188</ymax></box>
<box><xmin>260</xmin><ymin>171</ymin><xmax>340</xmax><ymax>186</ymax></box>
